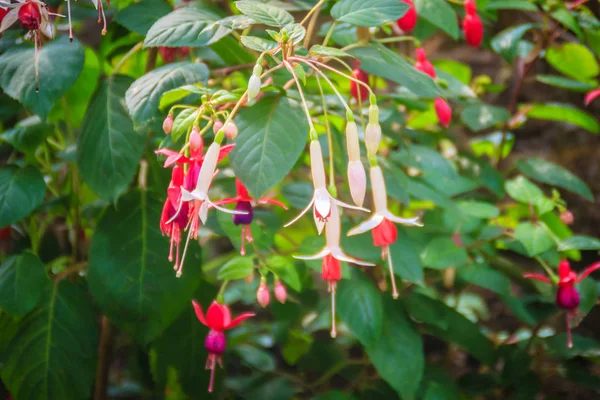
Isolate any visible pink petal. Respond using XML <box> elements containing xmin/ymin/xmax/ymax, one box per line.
<box><xmin>523</xmin><ymin>273</ymin><xmax>552</xmax><ymax>284</ymax></box>
<box><xmin>584</xmin><ymin>88</ymin><xmax>600</xmax><ymax>106</ymax></box>
<box><xmin>205</xmin><ymin>301</ymin><xmax>227</xmax><ymax>331</ymax></box>
<box><xmin>217</xmin><ymin>144</ymin><xmax>235</xmax><ymax>162</ymax></box>
<box><xmin>192</xmin><ymin>300</ymin><xmax>207</xmax><ymax>326</ymax></box>
<box><xmin>577</xmin><ymin>261</ymin><xmax>600</xmax><ymax>282</ymax></box>
<box><xmin>258</xmin><ymin>198</ymin><xmax>288</xmax><ymax>210</ymax></box>
<box><xmin>225</xmin><ymin>312</ymin><xmax>255</xmax><ymax>330</ymax></box>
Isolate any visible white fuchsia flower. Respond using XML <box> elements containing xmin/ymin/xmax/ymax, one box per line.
<box><xmin>345</xmin><ymin>120</ymin><xmax>367</xmax><ymax>207</ymax></box>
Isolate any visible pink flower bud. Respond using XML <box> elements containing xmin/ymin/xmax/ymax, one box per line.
<box><xmin>163</xmin><ymin>114</ymin><xmax>173</xmax><ymax>134</ymax></box>
<box><xmin>396</xmin><ymin>0</ymin><xmax>417</xmax><ymax>33</ymax></box>
<box><xmin>434</xmin><ymin>98</ymin><xmax>452</xmax><ymax>128</ymax></box>
<box><xmin>463</xmin><ymin>0</ymin><xmax>483</xmax><ymax>48</ymax></box>
<box><xmin>274</xmin><ymin>280</ymin><xmax>287</xmax><ymax>303</ymax></box>
<box><xmin>350</xmin><ymin>67</ymin><xmax>369</xmax><ymax>102</ymax></box>
<box><xmin>18</xmin><ymin>1</ymin><xmax>41</xmax><ymax>30</ymax></box>
<box><xmin>212</xmin><ymin>119</ymin><xmax>224</xmax><ymax>134</ymax></box>
<box><xmin>348</xmin><ymin>160</ymin><xmax>367</xmax><ymax>207</ymax></box>
<box><xmin>560</xmin><ymin>210</ymin><xmax>574</xmax><ymax>225</ymax></box>
<box><xmin>224</xmin><ymin>122</ymin><xmax>238</xmax><ymax>140</ymax></box>
<box><xmin>414</xmin><ymin>48</ymin><xmax>436</xmax><ymax>79</ymax></box>
<box><xmin>257</xmin><ymin>281</ymin><xmax>270</xmax><ymax>308</ymax></box>
<box><xmin>189</xmin><ymin>126</ymin><xmax>201</xmax><ymax>150</ymax></box>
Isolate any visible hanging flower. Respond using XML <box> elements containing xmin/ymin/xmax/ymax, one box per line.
<box><xmin>285</xmin><ymin>140</ymin><xmax>368</xmax><ymax>234</ymax></box>
<box><xmin>345</xmin><ymin>120</ymin><xmax>367</xmax><ymax>207</ymax></box>
<box><xmin>348</xmin><ymin>165</ymin><xmax>422</xmax><ymax>298</ymax></box>
<box><xmin>525</xmin><ymin>259</ymin><xmax>600</xmax><ymax>348</ymax></box>
<box><xmin>274</xmin><ymin>279</ymin><xmax>287</xmax><ymax>303</ymax></box>
<box><xmin>213</xmin><ymin>178</ymin><xmax>287</xmax><ymax>255</ymax></box>
<box><xmin>396</xmin><ymin>0</ymin><xmax>417</xmax><ymax>33</ymax></box>
<box><xmin>584</xmin><ymin>88</ymin><xmax>600</xmax><ymax>106</ymax></box>
<box><xmin>192</xmin><ymin>300</ymin><xmax>255</xmax><ymax>393</ymax></box>
<box><xmin>414</xmin><ymin>47</ymin><xmax>436</xmax><ymax>79</ymax></box>
<box><xmin>294</xmin><ymin>204</ymin><xmax>374</xmax><ymax>337</ymax></box>
<box><xmin>463</xmin><ymin>0</ymin><xmax>483</xmax><ymax>48</ymax></box>
<box><xmin>159</xmin><ymin>165</ymin><xmax>189</xmax><ymax>274</ymax></box>
<box><xmin>350</xmin><ymin>61</ymin><xmax>369</xmax><ymax>103</ymax></box>
<box><xmin>434</xmin><ymin>97</ymin><xmax>452</xmax><ymax>127</ymax></box>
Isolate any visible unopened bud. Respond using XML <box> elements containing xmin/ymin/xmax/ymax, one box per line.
<box><xmin>560</xmin><ymin>210</ymin><xmax>574</xmax><ymax>225</ymax></box>
<box><xmin>163</xmin><ymin>114</ymin><xmax>173</xmax><ymax>134</ymax></box>
<box><xmin>274</xmin><ymin>279</ymin><xmax>287</xmax><ymax>303</ymax></box>
<box><xmin>257</xmin><ymin>281</ymin><xmax>270</xmax><ymax>308</ymax></box>
<box><xmin>365</xmin><ymin>123</ymin><xmax>382</xmax><ymax>158</ymax></box>
<box><xmin>190</xmin><ymin>126</ymin><xmax>201</xmax><ymax>150</ymax></box>
<box><xmin>247</xmin><ymin>74</ymin><xmax>261</xmax><ymax>101</ymax></box>
<box><xmin>434</xmin><ymin>98</ymin><xmax>452</xmax><ymax>128</ymax></box>
<box><xmin>348</xmin><ymin>160</ymin><xmax>367</xmax><ymax>207</ymax></box>
<box><xmin>345</xmin><ymin>121</ymin><xmax>360</xmax><ymax>161</ymax></box>
<box><xmin>224</xmin><ymin>122</ymin><xmax>238</xmax><ymax>140</ymax></box>
<box><xmin>212</xmin><ymin>119</ymin><xmax>224</xmax><ymax>135</ymax></box>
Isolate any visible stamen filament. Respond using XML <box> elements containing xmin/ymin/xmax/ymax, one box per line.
<box><xmin>330</xmin><ymin>284</ymin><xmax>337</xmax><ymax>338</ymax></box>
<box><xmin>387</xmin><ymin>246</ymin><xmax>399</xmax><ymax>299</ymax></box>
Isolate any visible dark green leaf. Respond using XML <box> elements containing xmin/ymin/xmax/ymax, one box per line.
<box><xmin>393</xmin><ymin>144</ymin><xmax>457</xmax><ymax>178</ymax></box>
<box><xmin>115</xmin><ymin>0</ymin><xmax>172</xmax><ymax>35</ymax></box>
<box><xmin>525</xmin><ymin>103</ymin><xmax>599</xmax><ymax>134</ymax></box>
<box><xmin>0</xmin><ymin>252</ymin><xmax>49</xmax><ymax>315</ymax></box>
<box><xmin>414</xmin><ymin>0</ymin><xmax>459</xmax><ymax>39</ymax></box>
<box><xmin>421</xmin><ymin>237</ymin><xmax>468</xmax><ymax>269</ymax></box>
<box><xmin>0</xmin><ymin>116</ymin><xmax>52</xmax><ymax>154</ymax></box>
<box><xmin>558</xmin><ymin>235</ymin><xmax>600</xmax><ymax>251</ymax></box>
<box><xmin>458</xmin><ymin>264</ymin><xmax>510</xmax><ymax>296</ymax></box>
<box><xmin>389</xmin><ymin>236</ymin><xmax>424</xmax><ymax>285</ymax></box>
<box><xmin>536</xmin><ymin>75</ymin><xmax>597</xmax><ymax>92</ymax></box>
<box><xmin>461</xmin><ymin>104</ymin><xmax>511</xmax><ymax>131</ymax></box>
<box><xmin>235</xmin><ymin>1</ymin><xmax>294</xmax><ymax>27</ymax></box>
<box><xmin>457</xmin><ymin>201</ymin><xmax>500</xmax><ymax>219</ymax></box>
<box><xmin>517</xmin><ymin>158</ymin><xmax>594</xmax><ymax>201</ymax></box>
<box><xmin>0</xmin><ymin>166</ymin><xmax>46</xmax><ymax>228</ymax></box>
<box><xmin>171</xmin><ymin>108</ymin><xmax>199</xmax><ymax>142</ymax></box>
<box><xmin>484</xmin><ymin>1</ymin><xmax>538</xmax><ymax>11</ymax></box>
<box><xmin>491</xmin><ymin>24</ymin><xmax>537</xmax><ymax>62</ymax></box>
<box><xmin>331</xmin><ymin>0</ymin><xmax>409</xmax><ymax>27</ymax></box>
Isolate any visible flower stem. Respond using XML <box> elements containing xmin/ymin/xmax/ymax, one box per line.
<box><xmin>112</xmin><ymin>42</ymin><xmax>143</xmax><ymax>75</ymax></box>
<box><xmin>300</xmin><ymin>0</ymin><xmax>327</xmax><ymax>25</ymax></box>
<box><xmin>315</xmin><ymin>74</ymin><xmax>336</xmax><ymax>191</ymax></box>
<box><xmin>322</xmin><ymin>21</ymin><xmax>337</xmax><ymax>47</ymax></box>
<box><xmin>284</xmin><ymin>61</ymin><xmax>315</xmax><ymax>131</ymax></box>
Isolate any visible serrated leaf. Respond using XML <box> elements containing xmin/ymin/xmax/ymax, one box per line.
<box><xmin>517</xmin><ymin>158</ymin><xmax>593</xmax><ymax>201</ymax></box>
<box><xmin>145</xmin><ymin>6</ymin><xmax>231</xmax><ymax>48</ymax></box>
<box><xmin>88</xmin><ymin>190</ymin><xmax>203</xmax><ymax>344</ymax></box>
<box><xmin>0</xmin><ymin>36</ymin><xmax>84</xmax><ymax>119</ymax></box>
<box><xmin>215</xmin><ymin>15</ymin><xmax>256</xmax><ymax>30</ymax></box>
<box><xmin>558</xmin><ymin>236</ymin><xmax>600</xmax><ymax>251</ymax></box>
<box><xmin>235</xmin><ymin>1</ymin><xmax>294</xmax><ymax>27</ymax></box>
<box><xmin>525</xmin><ymin>103</ymin><xmax>599</xmax><ymax>134</ymax></box>
<box><xmin>77</xmin><ymin>75</ymin><xmax>144</xmax><ymax>202</ymax></box>
<box><xmin>514</xmin><ymin>222</ymin><xmax>555</xmax><ymax>256</ymax></box>
<box><xmin>115</xmin><ymin>0</ymin><xmax>172</xmax><ymax>35</ymax></box>
<box><xmin>421</xmin><ymin>237</ymin><xmax>468</xmax><ymax>269</ymax></box>
<box><xmin>159</xmin><ymin>84</ymin><xmax>208</xmax><ymax>110</ymax></box>
<box><xmin>218</xmin><ymin>257</ymin><xmax>254</xmax><ymax>280</ymax></box>
<box><xmin>331</xmin><ymin>0</ymin><xmax>409</xmax><ymax>27</ymax></box>
<box><xmin>0</xmin><ymin>166</ymin><xmax>46</xmax><ymax>228</ymax></box>
<box><xmin>171</xmin><ymin>108</ymin><xmax>199</xmax><ymax>142</ymax></box>
<box><xmin>309</xmin><ymin>45</ymin><xmax>353</xmax><ymax>58</ymax></box>
<box><xmin>126</xmin><ymin>62</ymin><xmax>209</xmax><ymax>127</ymax></box>
<box><xmin>1</xmin><ymin>281</ymin><xmax>98</xmax><ymax>400</ymax></box>
<box><xmin>414</xmin><ymin>0</ymin><xmax>459</xmax><ymax>39</ymax></box>
<box><xmin>230</xmin><ymin>95</ymin><xmax>308</xmax><ymax>197</ymax></box>
<box><xmin>284</xmin><ymin>23</ymin><xmax>306</xmax><ymax>45</ymax></box>
<box><xmin>240</xmin><ymin>36</ymin><xmax>278</xmax><ymax>52</ymax></box>
<box><xmin>0</xmin><ymin>252</ymin><xmax>49</xmax><ymax>315</ymax></box>
<box><xmin>337</xmin><ymin>270</ymin><xmax>383</xmax><ymax>346</ymax></box>
<box><xmin>0</xmin><ymin>116</ymin><xmax>52</xmax><ymax>154</ymax></box>
<box><xmin>461</xmin><ymin>104</ymin><xmax>511</xmax><ymax>131</ymax></box>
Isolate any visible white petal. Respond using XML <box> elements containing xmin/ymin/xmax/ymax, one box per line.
<box><xmin>347</xmin><ymin>214</ymin><xmax>385</xmax><ymax>236</ymax></box>
<box><xmin>314</xmin><ymin>189</ymin><xmax>332</xmax><ymax>220</ymax></box>
<box><xmin>0</xmin><ymin>8</ymin><xmax>18</xmax><ymax>33</ymax></box>
<box><xmin>293</xmin><ymin>248</ymin><xmax>330</xmax><ymax>261</ymax></box>
<box><xmin>310</xmin><ymin>140</ymin><xmax>327</xmax><ymax>189</ymax></box>
<box><xmin>195</xmin><ymin>142</ymin><xmax>220</xmax><ymax>193</ymax></box>
<box><xmin>384</xmin><ymin>211</ymin><xmax>423</xmax><ymax>227</ymax></box>
<box><xmin>324</xmin><ymin>203</ymin><xmax>341</xmax><ymax>247</ymax></box>
<box><xmin>284</xmin><ymin>197</ymin><xmax>315</xmax><ymax>227</ymax></box>
<box><xmin>313</xmin><ymin>210</ymin><xmax>326</xmax><ymax>235</ymax></box>
<box><xmin>181</xmin><ymin>188</ymin><xmax>204</xmax><ymax>202</ymax></box>
<box><xmin>347</xmin><ymin>160</ymin><xmax>367</xmax><ymax>207</ymax></box>
<box><xmin>332</xmin><ymin>196</ymin><xmax>369</xmax><ymax>213</ymax></box>
<box><xmin>199</xmin><ymin>202</ymin><xmax>209</xmax><ymax>224</ymax></box>
<box><xmin>330</xmin><ymin>247</ymin><xmax>375</xmax><ymax>267</ymax></box>
<box><xmin>370</xmin><ymin>166</ymin><xmax>388</xmax><ymax>213</ymax></box>
<box><xmin>208</xmin><ymin>199</ymin><xmax>248</xmax><ymax>215</ymax></box>
<box><xmin>345</xmin><ymin>121</ymin><xmax>360</xmax><ymax>161</ymax></box>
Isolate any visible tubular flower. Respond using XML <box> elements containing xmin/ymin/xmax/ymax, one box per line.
<box><xmin>294</xmin><ymin>205</ymin><xmax>374</xmax><ymax>337</ymax></box>
<box><xmin>213</xmin><ymin>178</ymin><xmax>287</xmax><ymax>255</ymax></box>
<box><xmin>274</xmin><ymin>279</ymin><xmax>287</xmax><ymax>303</ymax></box>
<box><xmin>346</xmin><ymin>120</ymin><xmax>367</xmax><ymax>207</ymax></box>
<box><xmin>414</xmin><ymin>48</ymin><xmax>436</xmax><ymax>79</ymax></box>
<box><xmin>365</xmin><ymin>104</ymin><xmax>382</xmax><ymax>158</ymax></box>
<box><xmin>434</xmin><ymin>97</ymin><xmax>452</xmax><ymax>127</ymax></box>
<box><xmin>525</xmin><ymin>259</ymin><xmax>600</xmax><ymax>348</ymax></box>
<box><xmin>396</xmin><ymin>0</ymin><xmax>417</xmax><ymax>33</ymax></box>
<box><xmin>348</xmin><ymin>166</ymin><xmax>422</xmax><ymax>298</ymax></box>
<box><xmin>159</xmin><ymin>165</ymin><xmax>189</xmax><ymax>272</ymax></box>
<box><xmin>285</xmin><ymin>140</ymin><xmax>368</xmax><ymax>234</ymax></box>
<box><xmin>192</xmin><ymin>300</ymin><xmax>255</xmax><ymax>393</ymax></box>
<box><xmin>462</xmin><ymin>0</ymin><xmax>483</xmax><ymax>47</ymax></box>
<box><xmin>350</xmin><ymin>62</ymin><xmax>369</xmax><ymax>103</ymax></box>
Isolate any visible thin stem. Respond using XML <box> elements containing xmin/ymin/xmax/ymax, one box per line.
<box><xmin>315</xmin><ymin>75</ymin><xmax>335</xmax><ymax>189</ymax></box>
<box><xmin>322</xmin><ymin>21</ymin><xmax>337</xmax><ymax>47</ymax></box>
<box><xmin>284</xmin><ymin>61</ymin><xmax>315</xmax><ymax>131</ymax></box>
<box><xmin>300</xmin><ymin>0</ymin><xmax>326</xmax><ymax>25</ymax></box>
<box><xmin>145</xmin><ymin>47</ymin><xmax>158</xmax><ymax>72</ymax></box>
<box><xmin>112</xmin><ymin>42</ymin><xmax>143</xmax><ymax>75</ymax></box>
<box><xmin>535</xmin><ymin>256</ymin><xmax>556</xmax><ymax>280</ymax></box>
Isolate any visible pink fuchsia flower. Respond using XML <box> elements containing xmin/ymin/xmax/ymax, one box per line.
<box><xmin>159</xmin><ymin>165</ymin><xmax>189</xmax><ymax>273</ymax></box>
<box><xmin>350</xmin><ymin>64</ymin><xmax>369</xmax><ymax>103</ymax></box>
<box><xmin>285</xmin><ymin>140</ymin><xmax>368</xmax><ymax>234</ymax></box>
<box><xmin>463</xmin><ymin>0</ymin><xmax>483</xmax><ymax>47</ymax></box>
<box><xmin>348</xmin><ymin>165</ymin><xmax>422</xmax><ymax>298</ymax></box>
<box><xmin>256</xmin><ymin>279</ymin><xmax>270</xmax><ymax>308</ymax></box>
<box><xmin>414</xmin><ymin>48</ymin><xmax>436</xmax><ymax>79</ymax></box>
<box><xmin>396</xmin><ymin>0</ymin><xmax>417</xmax><ymax>33</ymax></box>
<box><xmin>434</xmin><ymin>98</ymin><xmax>452</xmax><ymax>127</ymax></box>
<box><xmin>295</xmin><ymin>204</ymin><xmax>374</xmax><ymax>337</ymax></box>
<box><xmin>213</xmin><ymin>179</ymin><xmax>287</xmax><ymax>255</ymax></box>
<box><xmin>192</xmin><ymin>300</ymin><xmax>255</xmax><ymax>393</ymax></box>
<box><xmin>274</xmin><ymin>279</ymin><xmax>287</xmax><ymax>303</ymax></box>
<box><xmin>525</xmin><ymin>259</ymin><xmax>600</xmax><ymax>348</ymax></box>
<box><xmin>584</xmin><ymin>88</ymin><xmax>600</xmax><ymax>106</ymax></box>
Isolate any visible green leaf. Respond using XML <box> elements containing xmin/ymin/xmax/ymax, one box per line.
<box><xmin>1</xmin><ymin>281</ymin><xmax>98</xmax><ymax>400</ymax></box>
<box><xmin>145</xmin><ymin>6</ymin><xmax>231</xmax><ymax>48</ymax></box>
<box><xmin>389</xmin><ymin>236</ymin><xmax>424</xmax><ymax>285</ymax></box>
<box><xmin>460</xmin><ymin>104</ymin><xmax>511</xmax><ymax>131</ymax></box>
<box><xmin>421</xmin><ymin>237</ymin><xmax>468</xmax><ymax>269</ymax></box>
<box><xmin>159</xmin><ymin>84</ymin><xmax>208</xmax><ymax>110</ymax></box>
<box><xmin>577</xmin><ymin>278</ymin><xmax>598</xmax><ymax>316</ymax></box>
<box><xmin>517</xmin><ymin>158</ymin><xmax>593</xmax><ymax>201</ymax></box>
<box><xmin>525</xmin><ymin>103</ymin><xmax>599</xmax><ymax>134</ymax></box>
<box><xmin>0</xmin><ymin>37</ymin><xmax>84</xmax><ymax>119</ymax></box>
<box><xmin>218</xmin><ymin>257</ymin><xmax>254</xmax><ymax>280</ymax></box>
<box><xmin>484</xmin><ymin>0</ymin><xmax>538</xmax><ymax>11</ymax></box>
<box><xmin>551</xmin><ymin>9</ymin><xmax>584</xmax><ymax>41</ymax></box>
<box><xmin>535</xmin><ymin>75</ymin><xmax>596</xmax><ymax>92</ymax></box>
<box><xmin>240</xmin><ymin>36</ymin><xmax>279</xmax><ymax>52</ymax></box>
<box><xmin>285</xmin><ymin>23</ymin><xmax>306</xmax><ymax>45</ymax></box>
<box><xmin>393</xmin><ymin>144</ymin><xmax>457</xmax><ymax>178</ymax></box>
<box><xmin>267</xmin><ymin>255</ymin><xmax>302</xmax><ymax>291</ymax></box>
<box><xmin>514</xmin><ymin>222</ymin><xmax>555</xmax><ymax>256</ymax></box>
<box><xmin>0</xmin><ymin>166</ymin><xmax>46</xmax><ymax>229</ymax></box>
<box><xmin>331</xmin><ymin>0</ymin><xmax>409</xmax><ymax>27</ymax></box>
<box><xmin>77</xmin><ymin>75</ymin><xmax>145</xmax><ymax>202</ymax></box>
<box><xmin>235</xmin><ymin>1</ymin><xmax>294</xmax><ymax>27</ymax></box>
<box><xmin>309</xmin><ymin>45</ymin><xmax>353</xmax><ymax>58</ymax></box>
<box><xmin>491</xmin><ymin>24</ymin><xmax>537</xmax><ymax>62</ymax></box>
<box><xmin>558</xmin><ymin>236</ymin><xmax>600</xmax><ymax>251</ymax></box>
<box><xmin>366</xmin><ymin>298</ymin><xmax>424</xmax><ymax>400</ymax></box>
<box><xmin>171</xmin><ymin>108</ymin><xmax>199</xmax><ymax>142</ymax></box>
<box><xmin>115</xmin><ymin>0</ymin><xmax>173</xmax><ymax>35</ymax></box>
<box><xmin>125</xmin><ymin>62</ymin><xmax>209</xmax><ymax>127</ymax></box>
<box><xmin>230</xmin><ymin>95</ymin><xmax>308</xmax><ymax>197</ymax></box>
<box><xmin>546</xmin><ymin>43</ymin><xmax>599</xmax><ymax>81</ymax></box>
<box><xmin>0</xmin><ymin>116</ymin><xmax>52</xmax><ymax>154</ymax></box>
<box><xmin>337</xmin><ymin>270</ymin><xmax>384</xmax><ymax>346</ymax></box>
<box><xmin>457</xmin><ymin>264</ymin><xmax>510</xmax><ymax>296</ymax></box>
<box><xmin>414</xmin><ymin>0</ymin><xmax>459</xmax><ymax>39</ymax></box>
<box><xmin>349</xmin><ymin>43</ymin><xmax>440</xmax><ymax>97</ymax></box>
<box><xmin>505</xmin><ymin>175</ymin><xmax>554</xmax><ymax>214</ymax></box>
<box><xmin>0</xmin><ymin>252</ymin><xmax>49</xmax><ymax>315</ymax></box>
<box><xmin>457</xmin><ymin>201</ymin><xmax>500</xmax><ymax>219</ymax></box>
<box><xmin>215</xmin><ymin>15</ymin><xmax>256</xmax><ymax>30</ymax></box>
<box><xmin>88</xmin><ymin>190</ymin><xmax>203</xmax><ymax>344</ymax></box>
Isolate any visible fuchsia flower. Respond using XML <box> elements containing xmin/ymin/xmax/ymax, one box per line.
<box><xmin>274</xmin><ymin>279</ymin><xmax>287</xmax><ymax>303</ymax></box>
<box><xmin>525</xmin><ymin>259</ymin><xmax>600</xmax><ymax>348</ymax></box>
<box><xmin>349</xmin><ymin>166</ymin><xmax>422</xmax><ymax>298</ymax></box>
<box><xmin>434</xmin><ymin>97</ymin><xmax>452</xmax><ymax>127</ymax></box>
<box><xmin>584</xmin><ymin>88</ymin><xmax>600</xmax><ymax>106</ymax></box>
<box><xmin>214</xmin><ymin>179</ymin><xmax>287</xmax><ymax>255</ymax></box>
<box><xmin>350</xmin><ymin>62</ymin><xmax>369</xmax><ymax>103</ymax></box>
<box><xmin>159</xmin><ymin>165</ymin><xmax>189</xmax><ymax>273</ymax></box>
<box><xmin>192</xmin><ymin>300</ymin><xmax>255</xmax><ymax>393</ymax></box>
<box><xmin>256</xmin><ymin>280</ymin><xmax>270</xmax><ymax>308</ymax></box>
<box><xmin>396</xmin><ymin>0</ymin><xmax>417</xmax><ymax>33</ymax></box>
<box><xmin>295</xmin><ymin>204</ymin><xmax>374</xmax><ymax>337</ymax></box>
<box><xmin>159</xmin><ymin>46</ymin><xmax>190</xmax><ymax>63</ymax></box>
<box><xmin>463</xmin><ymin>0</ymin><xmax>483</xmax><ymax>48</ymax></box>
<box><xmin>286</xmin><ymin>140</ymin><xmax>368</xmax><ymax>234</ymax></box>
<box><xmin>414</xmin><ymin>48</ymin><xmax>436</xmax><ymax>79</ymax></box>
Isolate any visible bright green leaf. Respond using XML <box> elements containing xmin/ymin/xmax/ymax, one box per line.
<box><xmin>536</xmin><ymin>74</ymin><xmax>597</xmax><ymax>92</ymax></box>
<box><xmin>414</xmin><ymin>0</ymin><xmax>459</xmax><ymax>39</ymax></box>
<box><xmin>514</xmin><ymin>222</ymin><xmax>555</xmax><ymax>256</ymax></box>
<box><xmin>218</xmin><ymin>257</ymin><xmax>254</xmax><ymax>280</ymax></box>
<box><xmin>331</xmin><ymin>0</ymin><xmax>409</xmax><ymax>27</ymax></box>
<box><xmin>240</xmin><ymin>36</ymin><xmax>278</xmax><ymax>52</ymax></box>
<box><xmin>558</xmin><ymin>236</ymin><xmax>600</xmax><ymax>251</ymax></box>
<box><xmin>546</xmin><ymin>43</ymin><xmax>599</xmax><ymax>81</ymax></box>
<box><xmin>526</xmin><ymin>103</ymin><xmax>599</xmax><ymax>134</ymax></box>
<box><xmin>235</xmin><ymin>1</ymin><xmax>294</xmax><ymax>27</ymax></box>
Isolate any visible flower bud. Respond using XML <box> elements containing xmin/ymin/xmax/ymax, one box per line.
<box><xmin>434</xmin><ymin>98</ymin><xmax>452</xmax><ymax>128</ymax></box>
<box><xmin>274</xmin><ymin>279</ymin><xmax>287</xmax><ymax>304</ymax></box>
<box><xmin>414</xmin><ymin>48</ymin><xmax>436</xmax><ymax>79</ymax></box>
<box><xmin>365</xmin><ymin>105</ymin><xmax>381</xmax><ymax>157</ymax></box>
<box><xmin>560</xmin><ymin>210</ymin><xmax>574</xmax><ymax>225</ymax></box>
<box><xmin>462</xmin><ymin>0</ymin><xmax>483</xmax><ymax>48</ymax></box>
<box><xmin>224</xmin><ymin>122</ymin><xmax>238</xmax><ymax>140</ymax></box>
<box><xmin>212</xmin><ymin>119</ymin><xmax>224</xmax><ymax>135</ymax></box>
<box><xmin>18</xmin><ymin>1</ymin><xmax>41</xmax><ymax>30</ymax></box>
<box><xmin>189</xmin><ymin>126</ymin><xmax>202</xmax><ymax>150</ymax></box>
<box><xmin>247</xmin><ymin>64</ymin><xmax>263</xmax><ymax>101</ymax></box>
<box><xmin>396</xmin><ymin>0</ymin><xmax>417</xmax><ymax>33</ymax></box>
<box><xmin>350</xmin><ymin>67</ymin><xmax>369</xmax><ymax>102</ymax></box>
<box><xmin>162</xmin><ymin>114</ymin><xmax>173</xmax><ymax>134</ymax></box>
<box><xmin>348</xmin><ymin>160</ymin><xmax>367</xmax><ymax>207</ymax></box>
<box><xmin>345</xmin><ymin>121</ymin><xmax>360</xmax><ymax>162</ymax></box>
<box><xmin>257</xmin><ymin>281</ymin><xmax>270</xmax><ymax>308</ymax></box>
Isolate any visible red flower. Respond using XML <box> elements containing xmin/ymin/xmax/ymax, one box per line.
<box><xmin>372</xmin><ymin>218</ymin><xmax>398</xmax><ymax>247</ymax></box>
<box><xmin>159</xmin><ymin>165</ymin><xmax>189</xmax><ymax>273</ymax></box>
<box><xmin>18</xmin><ymin>1</ymin><xmax>41</xmax><ymax>30</ymax></box>
<box><xmin>159</xmin><ymin>47</ymin><xmax>190</xmax><ymax>63</ymax></box>
<box><xmin>414</xmin><ymin>47</ymin><xmax>436</xmax><ymax>79</ymax></box>
<box><xmin>525</xmin><ymin>259</ymin><xmax>600</xmax><ymax>348</ymax></box>
<box><xmin>463</xmin><ymin>0</ymin><xmax>483</xmax><ymax>47</ymax></box>
<box><xmin>434</xmin><ymin>98</ymin><xmax>452</xmax><ymax>127</ymax></box>
<box><xmin>584</xmin><ymin>88</ymin><xmax>600</xmax><ymax>106</ymax></box>
<box><xmin>192</xmin><ymin>300</ymin><xmax>255</xmax><ymax>393</ymax></box>
<box><xmin>350</xmin><ymin>62</ymin><xmax>369</xmax><ymax>103</ymax></box>
<box><xmin>396</xmin><ymin>0</ymin><xmax>417</xmax><ymax>33</ymax></box>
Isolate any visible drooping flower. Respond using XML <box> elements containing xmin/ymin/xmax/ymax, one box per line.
<box><xmin>434</xmin><ymin>97</ymin><xmax>452</xmax><ymax>127</ymax></box>
<box><xmin>213</xmin><ymin>178</ymin><xmax>287</xmax><ymax>255</ymax></box>
<box><xmin>256</xmin><ymin>279</ymin><xmax>270</xmax><ymax>308</ymax></box>
<box><xmin>345</xmin><ymin>120</ymin><xmax>366</xmax><ymax>207</ymax></box>
<box><xmin>348</xmin><ymin>165</ymin><xmax>422</xmax><ymax>298</ymax></box>
<box><xmin>159</xmin><ymin>165</ymin><xmax>189</xmax><ymax>274</ymax></box>
<box><xmin>192</xmin><ymin>300</ymin><xmax>255</xmax><ymax>393</ymax></box>
<box><xmin>584</xmin><ymin>88</ymin><xmax>600</xmax><ymax>106</ymax></box>
<box><xmin>295</xmin><ymin>204</ymin><xmax>374</xmax><ymax>337</ymax></box>
<box><xmin>162</xmin><ymin>114</ymin><xmax>173</xmax><ymax>134</ymax></box>
<box><xmin>365</xmin><ymin>104</ymin><xmax>382</xmax><ymax>158</ymax></box>
<box><xmin>274</xmin><ymin>279</ymin><xmax>287</xmax><ymax>303</ymax></box>
<box><xmin>414</xmin><ymin>47</ymin><xmax>436</xmax><ymax>79</ymax></box>
<box><xmin>396</xmin><ymin>0</ymin><xmax>417</xmax><ymax>33</ymax></box>
<box><xmin>350</xmin><ymin>62</ymin><xmax>369</xmax><ymax>103</ymax></box>
<box><xmin>285</xmin><ymin>140</ymin><xmax>368</xmax><ymax>234</ymax></box>
<box><xmin>247</xmin><ymin>63</ymin><xmax>262</xmax><ymax>101</ymax></box>
<box><xmin>525</xmin><ymin>259</ymin><xmax>600</xmax><ymax>348</ymax></box>
<box><xmin>463</xmin><ymin>0</ymin><xmax>483</xmax><ymax>47</ymax></box>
